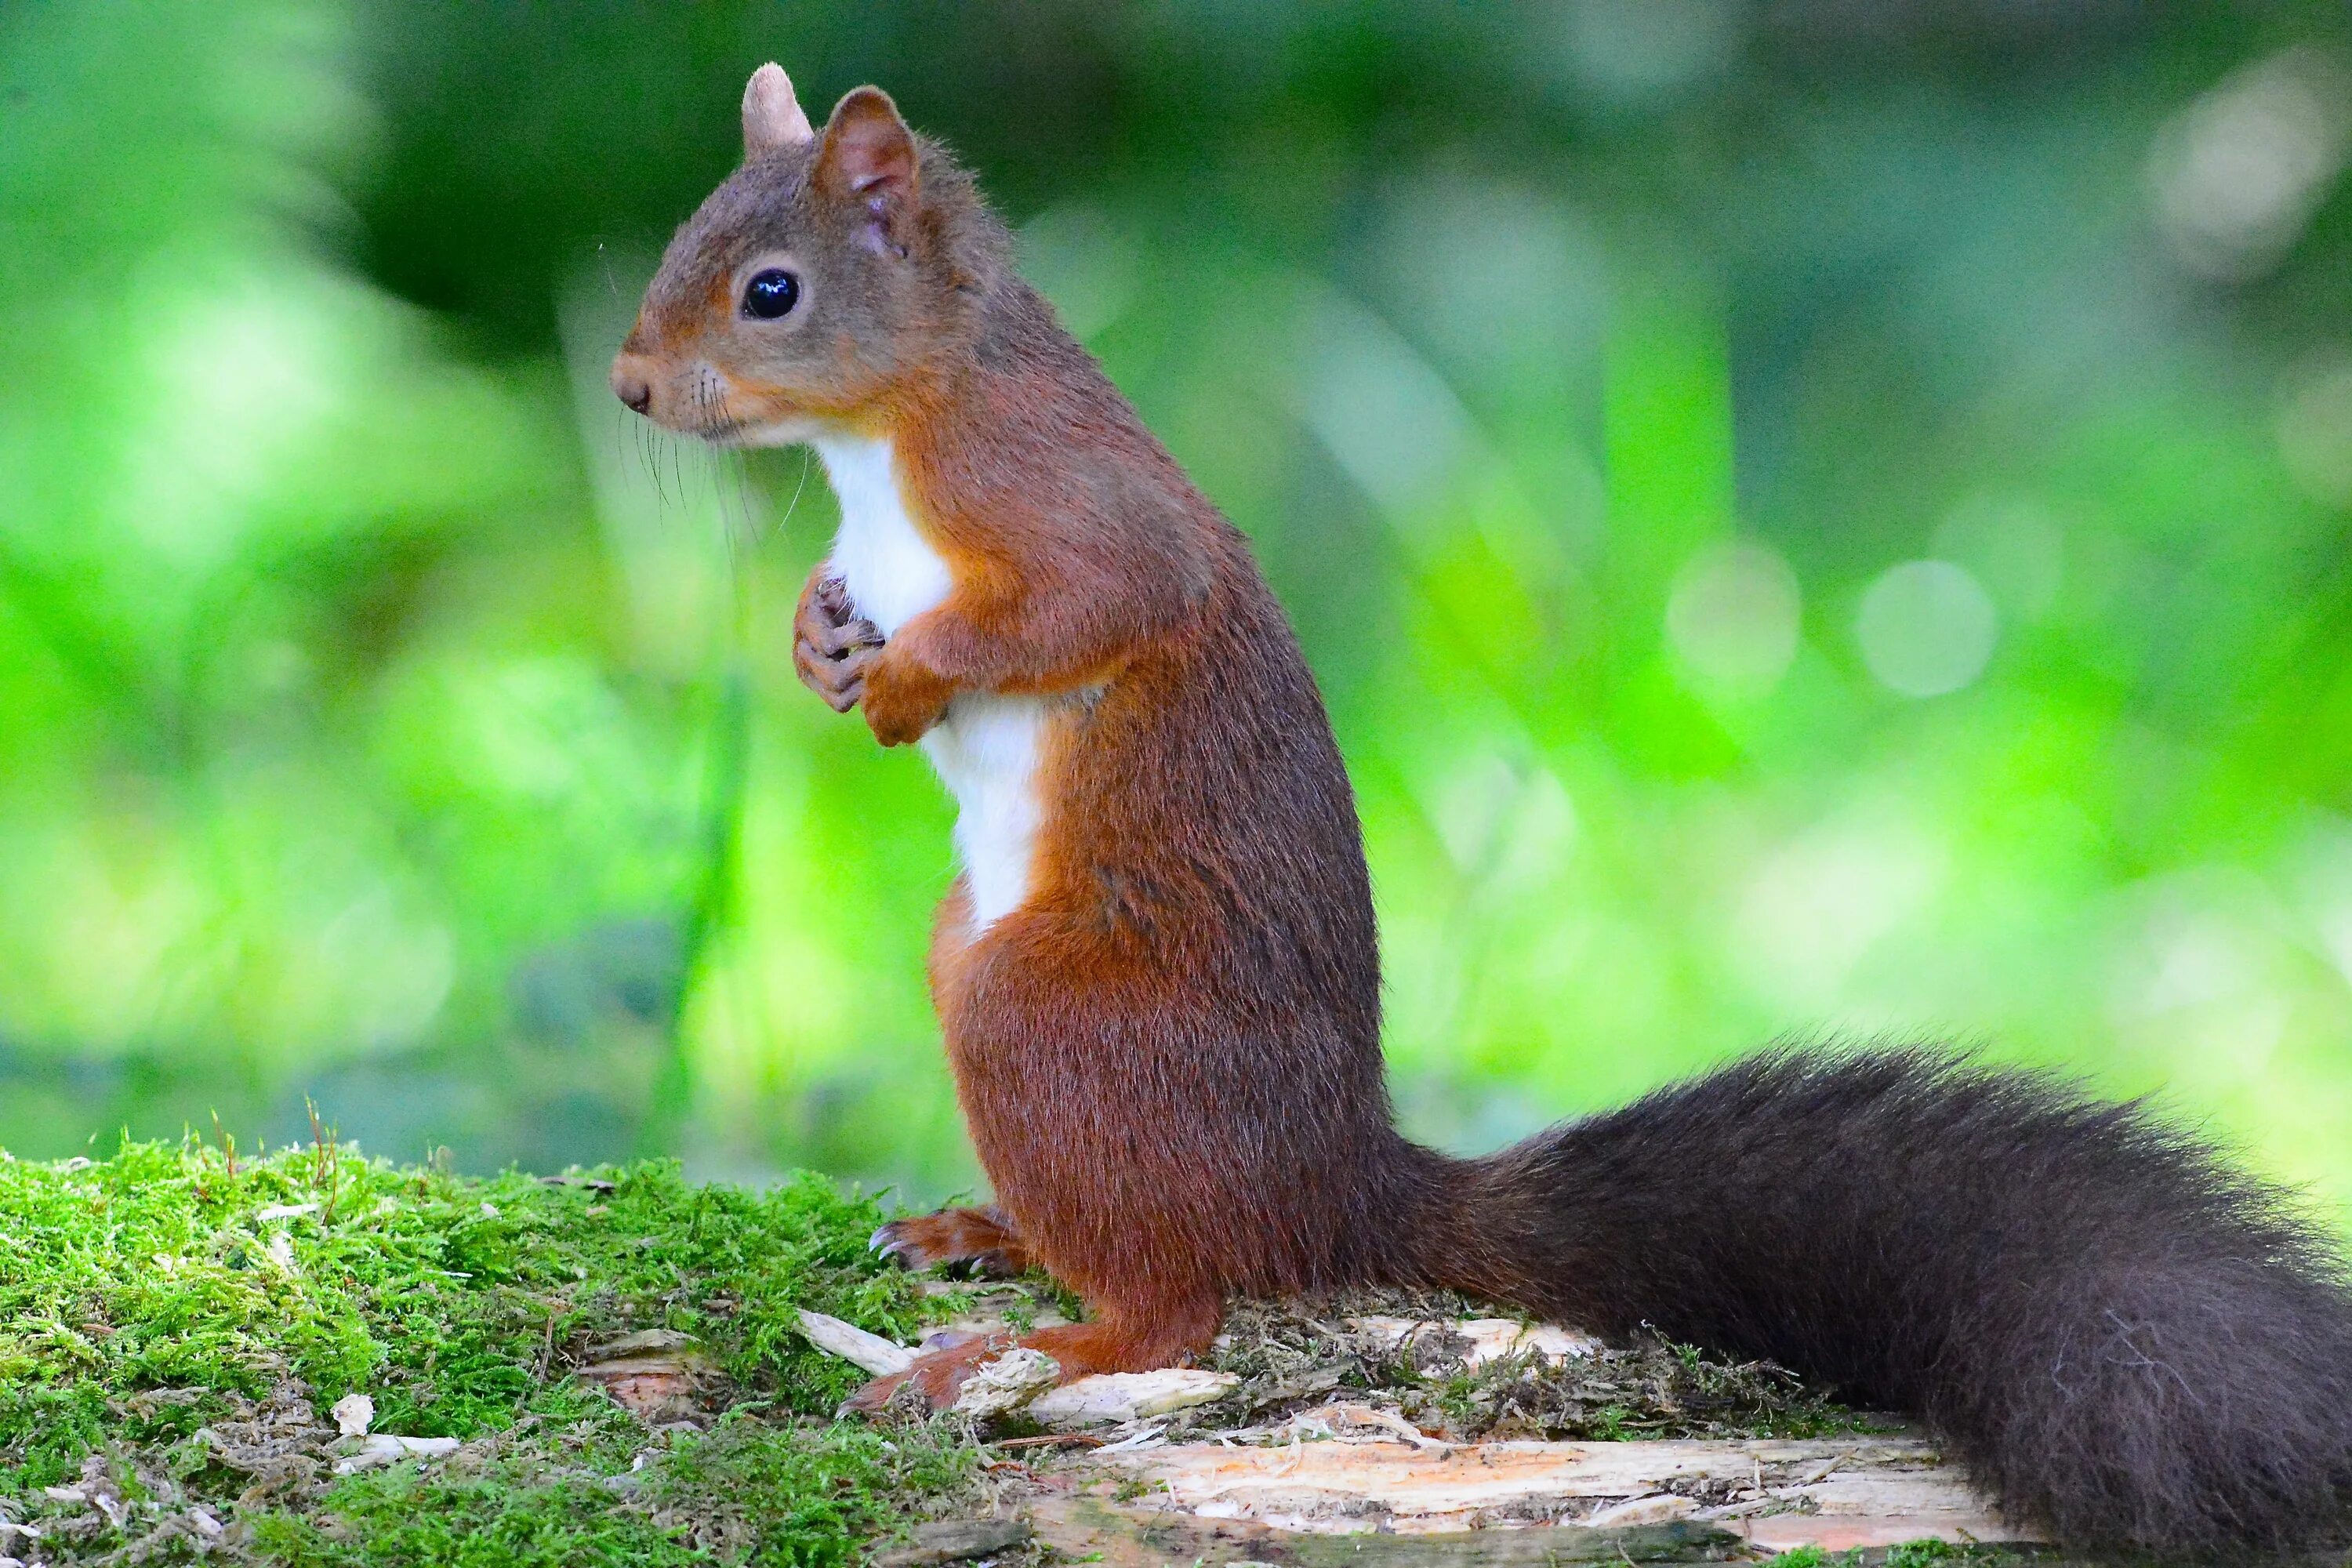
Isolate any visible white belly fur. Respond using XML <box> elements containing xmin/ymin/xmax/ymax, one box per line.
<box><xmin>813</xmin><ymin>433</ymin><xmax>1047</xmax><ymax>931</ymax></box>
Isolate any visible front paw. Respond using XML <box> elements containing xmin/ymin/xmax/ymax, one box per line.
<box><xmin>798</xmin><ymin>639</ymin><xmax>881</xmax><ymax>714</ymax></box>
<box><xmin>858</xmin><ymin>652</ymin><xmax>953</xmax><ymax>746</ymax></box>
<box><xmin>870</xmin><ymin>1207</ymin><xmax>1029</xmax><ymax>1278</ymax></box>
<box><xmin>793</xmin><ymin>572</ymin><xmax>884</xmax><ymax>713</ymax></box>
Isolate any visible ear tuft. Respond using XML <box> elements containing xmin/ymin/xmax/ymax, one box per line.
<box><xmin>817</xmin><ymin>86</ymin><xmax>918</xmax><ymax>201</ymax></box>
<box><xmin>742</xmin><ymin>63</ymin><xmax>814</xmax><ymax>158</ymax></box>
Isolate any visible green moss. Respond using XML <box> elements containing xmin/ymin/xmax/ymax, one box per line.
<box><xmin>0</xmin><ymin>1137</ymin><xmax>972</xmax><ymax>1565</ymax></box>
<box><xmin>250</xmin><ymin>1466</ymin><xmax>705</xmax><ymax>1568</ymax></box>
<box><xmin>245</xmin><ymin>1417</ymin><xmax>977</xmax><ymax>1568</ymax></box>
<box><xmin>1766</xmin><ymin>1545</ymin><xmax>2060</xmax><ymax>1567</ymax></box>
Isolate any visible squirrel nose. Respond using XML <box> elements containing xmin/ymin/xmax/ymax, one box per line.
<box><xmin>609</xmin><ymin>357</ymin><xmax>654</xmax><ymax>416</ymax></box>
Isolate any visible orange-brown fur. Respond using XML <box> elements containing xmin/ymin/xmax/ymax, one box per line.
<box><xmin>873</xmin><ymin>298</ymin><xmax>1444</xmax><ymax>1399</ymax></box>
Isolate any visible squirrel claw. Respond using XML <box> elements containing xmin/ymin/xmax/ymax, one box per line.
<box><xmin>866</xmin><ymin>1209</ymin><xmax>1032</xmax><ymax>1276</ymax></box>
<box><xmin>869</xmin><ymin>1221</ymin><xmax>914</xmax><ymax>1267</ymax></box>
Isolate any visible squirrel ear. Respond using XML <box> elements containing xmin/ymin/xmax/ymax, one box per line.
<box><xmin>742</xmin><ymin>63</ymin><xmax>814</xmax><ymax>158</ymax></box>
<box><xmin>816</xmin><ymin>87</ymin><xmax>919</xmax><ymax>249</ymax></box>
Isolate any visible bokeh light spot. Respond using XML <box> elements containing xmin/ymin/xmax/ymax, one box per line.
<box><xmin>2149</xmin><ymin>47</ymin><xmax>2352</xmax><ymax>281</ymax></box>
<box><xmin>1855</xmin><ymin>561</ymin><xmax>1998</xmax><ymax>699</ymax></box>
<box><xmin>2278</xmin><ymin>354</ymin><xmax>2352</xmax><ymax>506</ymax></box>
<box><xmin>1664</xmin><ymin>540</ymin><xmax>1801</xmax><ymax>695</ymax></box>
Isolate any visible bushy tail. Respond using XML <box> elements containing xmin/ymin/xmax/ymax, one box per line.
<box><xmin>1441</xmin><ymin>1049</ymin><xmax>2352</xmax><ymax>1555</ymax></box>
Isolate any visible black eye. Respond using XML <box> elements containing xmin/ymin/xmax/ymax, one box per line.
<box><xmin>742</xmin><ymin>268</ymin><xmax>800</xmax><ymax>320</ymax></box>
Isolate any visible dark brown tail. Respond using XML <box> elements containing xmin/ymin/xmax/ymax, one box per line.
<box><xmin>1433</xmin><ymin>1049</ymin><xmax>2352</xmax><ymax>1555</ymax></box>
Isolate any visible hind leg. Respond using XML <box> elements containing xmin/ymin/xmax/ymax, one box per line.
<box><xmin>858</xmin><ymin>908</ymin><xmax>1312</xmax><ymax>1413</ymax></box>
<box><xmin>870</xmin><ymin>1204</ymin><xmax>1033</xmax><ymax>1278</ymax></box>
<box><xmin>843</xmin><ymin>1286</ymin><xmax>1222</xmax><ymax>1412</ymax></box>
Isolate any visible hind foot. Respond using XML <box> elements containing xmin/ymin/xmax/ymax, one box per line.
<box><xmin>841</xmin><ymin>1332</ymin><xmax>1017</xmax><ymax>1413</ymax></box>
<box><xmin>869</xmin><ymin>1204</ymin><xmax>1033</xmax><ymax>1278</ymax></box>
<box><xmin>844</xmin><ymin>1307</ymin><xmax>1221</xmax><ymax>1414</ymax></box>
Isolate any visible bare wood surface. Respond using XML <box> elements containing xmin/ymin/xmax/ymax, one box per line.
<box><xmin>790</xmin><ymin>1298</ymin><xmax>2059</xmax><ymax>1555</ymax></box>
<box><xmin>1025</xmin><ymin>1494</ymin><xmax>1755</xmax><ymax>1566</ymax></box>
<box><xmin>1070</xmin><ymin>1436</ymin><xmax>2038</xmax><ymax>1551</ymax></box>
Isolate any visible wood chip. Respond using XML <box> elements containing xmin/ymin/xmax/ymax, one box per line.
<box><xmin>576</xmin><ymin>1332</ymin><xmax>716</xmax><ymax>1420</ymax></box>
<box><xmin>992</xmin><ymin>1433</ymin><xmax>1105</xmax><ymax>1450</ymax></box>
<box><xmin>1580</xmin><ymin>1493</ymin><xmax>1698</xmax><ymax>1527</ymax></box>
<box><xmin>794</xmin><ymin>1310</ymin><xmax>914</xmax><ymax>1376</ymax></box>
<box><xmin>332</xmin><ymin>1435</ymin><xmax>460</xmax><ymax>1475</ymax></box>
<box><xmin>329</xmin><ymin>1392</ymin><xmax>374</xmax><ymax>1438</ymax></box>
<box><xmin>1028</xmin><ymin>1368</ymin><xmax>1239</xmax><ymax>1425</ymax></box>
<box><xmin>586</xmin><ymin>1329</ymin><xmax>699</xmax><ymax>1360</ymax></box>
<box><xmin>949</xmin><ymin>1348</ymin><xmax>1061</xmax><ymax>1417</ymax></box>
<box><xmin>871</xmin><ymin>1518</ymin><xmax>1031</xmax><ymax>1568</ymax></box>
<box><xmin>1348</xmin><ymin>1316</ymin><xmax>1602</xmax><ymax>1367</ymax></box>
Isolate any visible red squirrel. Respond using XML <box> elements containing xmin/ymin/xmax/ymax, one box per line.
<box><xmin>610</xmin><ymin>65</ymin><xmax>2352</xmax><ymax>1555</ymax></box>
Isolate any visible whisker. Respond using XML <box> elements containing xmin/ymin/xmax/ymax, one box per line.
<box><xmin>777</xmin><ymin>445</ymin><xmax>812</xmax><ymax>543</ymax></box>
<box><xmin>648</xmin><ymin>424</ymin><xmax>673</xmax><ymax>515</ymax></box>
<box><xmin>728</xmin><ymin>452</ymin><xmax>761</xmax><ymax>550</ymax></box>
<box><xmin>670</xmin><ymin>396</ymin><xmax>692</xmax><ymax>499</ymax></box>
<box><xmin>714</xmin><ymin>437</ymin><xmax>742</xmax><ymax>546</ymax></box>
<box><xmin>720</xmin><ymin>468</ymin><xmax>742</xmax><ymax>577</ymax></box>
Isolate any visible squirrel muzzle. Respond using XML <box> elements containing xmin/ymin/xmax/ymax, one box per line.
<box><xmin>608</xmin><ymin>354</ymin><xmax>655</xmax><ymax>416</ymax></box>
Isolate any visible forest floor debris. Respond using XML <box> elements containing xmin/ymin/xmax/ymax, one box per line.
<box><xmin>0</xmin><ymin>1141</ymin><xmax>2195</xmax><ymax>1566</ymax></box>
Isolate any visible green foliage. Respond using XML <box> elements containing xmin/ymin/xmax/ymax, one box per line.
<box><xmin>0</xmin><ymin>1142</ymin><xmax>946</xmax><ymax>1542</ymax></box>
<box><xmin>2</xmin><ymin>1</ymin><xmax>2351</xmax><ymax>1230</ymax></box>
<box><xmin>1769</xmin><ymin>1544</ymin><xmax>2049</xmax><ymax>1568</ymax></box>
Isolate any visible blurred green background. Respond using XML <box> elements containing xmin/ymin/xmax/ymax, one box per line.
<box><xmin>5</xmin><ymin>1</ymin><xmax>2351</xmax><ymax>1224</ymax></box>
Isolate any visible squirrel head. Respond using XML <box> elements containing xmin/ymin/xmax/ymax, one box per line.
<box><xmin>610</xmin><ymin>65</ymin><xmax>1000</xmax><ymax>442</ymax></box>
